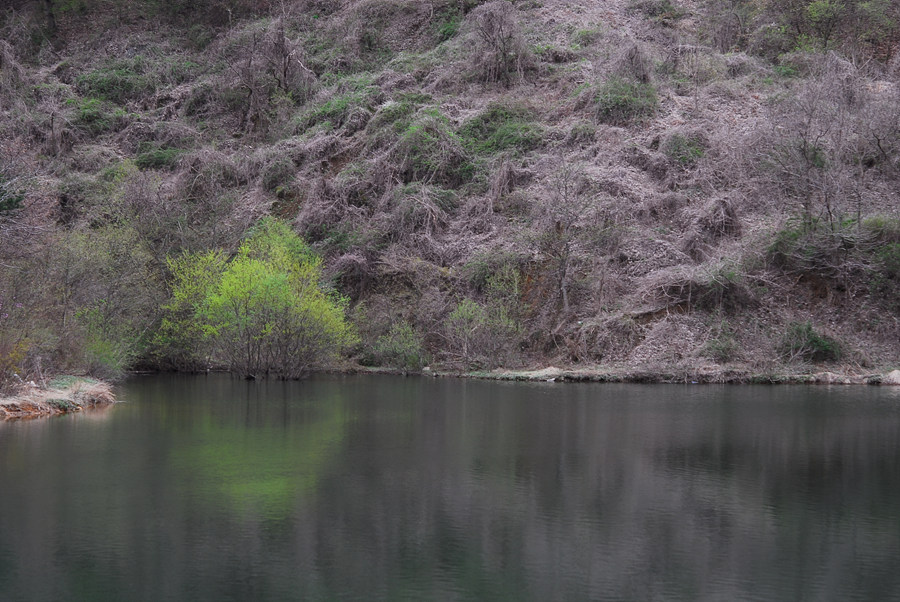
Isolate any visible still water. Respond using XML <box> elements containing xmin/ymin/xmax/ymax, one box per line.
<box><xmin>1</xmin><ymin>374</ymin><xmax>899</xmax><ymax>601</ymax></box>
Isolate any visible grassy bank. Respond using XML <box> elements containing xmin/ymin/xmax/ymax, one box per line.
<box><xmin>0</xmin><ymin>377</ymin><xmax>116</xmax><ymax>420</ymax></box>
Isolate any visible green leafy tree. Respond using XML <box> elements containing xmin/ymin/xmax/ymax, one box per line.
<box><xmin>153</xmin><ymin>249</ymin><xmax>227</xmax><ymax>370</ymax></box>
<box><xmin>160</xmin><ymin>219</ymin><xmax>356</xmax><ymax>378</ymax></box>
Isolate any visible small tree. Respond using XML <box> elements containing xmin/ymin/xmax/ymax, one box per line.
<box><xmin>443</xmin><ymin>297</ymin><xmax>518</xmax><ymax>369</ymax></box>
<box><xmin>539</xmin><ymin>162</ymin><xmax>598</xmax><ymax>316</ymax></box>
<box><xmin>161</xmin><ymin>219</ymin><xmax>356</xmax><ymax>378</ymax></box>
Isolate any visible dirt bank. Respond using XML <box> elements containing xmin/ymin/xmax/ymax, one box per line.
<box><xmin>0</xmin><ymin>378</ymin><xmax>117</xmax><ymax>420</ymax></box>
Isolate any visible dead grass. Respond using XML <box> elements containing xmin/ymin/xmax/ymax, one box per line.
<box><xmin>0</xmin><ymin>379</ymin><xmax>116</xmax><ymax>420</ymax></box>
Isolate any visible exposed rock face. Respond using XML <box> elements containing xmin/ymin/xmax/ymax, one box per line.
<box><xmin>883</xmin><ymin>370</ymin><xmax>900</xmax><ymax>386</ymax></box>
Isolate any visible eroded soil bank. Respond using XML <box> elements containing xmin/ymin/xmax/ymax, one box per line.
<box><xmin>0</xmin><ymin>377</ymin><xmax>116</xmax><ymax>420</ymax></box>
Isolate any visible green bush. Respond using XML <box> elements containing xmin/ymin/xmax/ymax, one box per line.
<box><xmin>861</xmin><ymin>215</ymin><xmax>900</xmax><ymax>243</ymax></box>
<box><xmin>68</xmin><ymin>97</ymin><xmax>110</xmax><ymax>134</ymax></box>
<box><xmin>767</xmin><ymin>217</ymin><xmax>854</xmax><ymax>276</ymax></box>
<box><xmin>435</xmin><ymin>15</ymin><xmax>460</xmax><ymax>42</ymax></box>
<box><xmin>365</xmin><ymin>93</ymin><xmax>433</xmax><ymax>147</ymax></box>
<box><xmin>458</xmin><ymin>103</ymin><xmax>542</xmax><ymax>156</ymax></box>
<box><xmin>75</xmin><ymin>303</ymin><xmax>139</xmax><ymax>381</ymax></box>
<box><xmin>298</xmin><ymin>76</ymin><xmax>379</xmax><ymax>132</ymax></box>
<box><xmin>779</xmin><ymin>321</ymin><xmax>841</xmax><ymax>363</ymax></box>
<box><xmin>595</xmin><ymin>76</ymin><xmax>658</xmax><ymax>125</ymax></box>
<box><xmin>372</xmin><ymin>321</ymin><xmax>427</xmax><ymax>370</ymax></box>
<box><xmin>572</xmin><ymin>27</ymin><xmax>602</xmax><ymax>47</ymax></box>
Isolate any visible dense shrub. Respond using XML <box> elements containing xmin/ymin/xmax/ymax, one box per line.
<box><xmin>767</xmin><ymin>217</ymin><xmax>854</xmax><ymax>278</ymax></box>
<box><xmin>0</xmin><ymin>172</ymin><xmax>24</xmax><ymax>213</ymax></box>
<box><xmin>135</xmin><ymin>147</ymin><xmax>184</xmax><ymax>170</ymax></box>
<box><xmin>702</xmin><ymin>320</ymin><xmax>739</xmax><ymax>363</ymax></box>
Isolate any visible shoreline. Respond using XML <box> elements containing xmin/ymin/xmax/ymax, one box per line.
<box><xmin>351</xmin><ymin>365</ymin><xmax>900</xmax><ymax>385</ymax></box>
<box><xmin>0</xmin><ymin>377</ymin><xmax>117</xmax><ymax>420</ymax></box>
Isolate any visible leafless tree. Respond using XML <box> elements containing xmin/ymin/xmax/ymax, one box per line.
<box><xmin>467</xmin><ymin>1</ymin><xmax>531</xmax><ymax>86</ymax></box>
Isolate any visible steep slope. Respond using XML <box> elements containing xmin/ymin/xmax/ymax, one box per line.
<box><xmin>0</xmin><ymin>0</ymin><xmax>898</xmax><ymax>384</ymax></box>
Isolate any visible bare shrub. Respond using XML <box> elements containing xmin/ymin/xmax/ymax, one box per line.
<box><xmin>0</xmin><ymin>41</ymin><xmax>25</xmax><ymax>95</ymax></box>
<box><xmin>533</xmin><ymin>162</ymin><xmax>601</xmax><ymax>316</ymax></box>
<box><xmin>756</xmin><ymin>56</ymin><xmax>879</xmax><ymax>225</ymax></box>
<box><xmin>573</xmin><ymin>315</ymin><xmax>645</xmax><ymax>362</ymax></box>
<box><xmin>215</xmin><ymin>17</ymin><xmax>319</xmax><ymax>135</ymax></box>
<box><xmin>294</xmin><ymin>176</ymin><xmax>366</xmax><ymax>246</ymax></box>
<box><xmin>262</xmin><ymin>13</ymin><xmax>318</xmax><ymax>103</ymax></box>
<box><xmin>698</xmin><ymin>197</ymin><xmax>742</xmax><ymax>239</ymax></box>
<box><xmin>465</xmin><ymin>1</ymin><xmax>532</xmax><ymax>86</ymax></box>
<box><xmin>384</xmin><ymin>183</ymin><xmax>451</xmax><ymax>241</ymax></box>
<box><xmin>646</xmin><ymin>262</ymin><xmax>755</xmax><ymax>314</ymax></box>
<box><xmin>615</xmin><ymin>43</ymin><xmax>654</xmax><ymax>83</ymax></box>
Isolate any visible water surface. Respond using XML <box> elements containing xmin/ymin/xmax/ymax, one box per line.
<box><xmin>1</xmin><ymin>374</ymin><xmax>899</xmax><ymax>601</ymax></box>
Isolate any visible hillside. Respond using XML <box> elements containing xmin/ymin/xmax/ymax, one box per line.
<box><xmin>1</xmin><ymin>0</ymin><xmax>899</xmax><ymax>384</ymax></box>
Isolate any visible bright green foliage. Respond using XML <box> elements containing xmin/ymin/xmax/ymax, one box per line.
<box><xmin>154</xmin><ymin>249</ymin><xmax>227</xmax><ymax>369</ymax></box>
<box><xmin>160</xmin><ymin>219</ymin><xmax>356</xmax><ymax>378</ymax></box>
<box><xmin>595</xmin><ymin>76</ymin><xmax>658</xmax><ymax>125</ymax></box>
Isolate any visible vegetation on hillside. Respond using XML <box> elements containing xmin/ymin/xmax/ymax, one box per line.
<box><xmin>1</xmin><ymin>0</ymin><xmax>899</xmax><ymax>388</ymax></box>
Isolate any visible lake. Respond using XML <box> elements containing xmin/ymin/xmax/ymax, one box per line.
<box><xmin>1</xmin><ymin>374</ymin><xmax>899</xmax><ymax>601</ymax></box>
